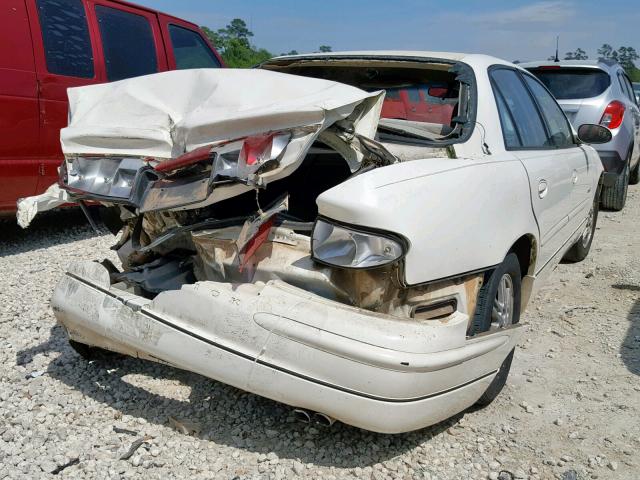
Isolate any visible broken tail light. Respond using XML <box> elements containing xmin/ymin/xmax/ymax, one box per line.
<box><xmin>311</xmin><ymin>218</ymin><xmax>406</xmax><ymax>269</ymax></box>
<box><xmin>600</xmin><ymin>101</ymin><xmax>625</xmax><ymax>130</ymax></box>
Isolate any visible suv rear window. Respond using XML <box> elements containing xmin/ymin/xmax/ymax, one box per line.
<box><xmin>36</xmin><ymin>0</ymin><xmax>94</xmax><ymax>78</ymax></box>
<box><xmin>169</xmin><ymin>25</ymin><xmax>221</xmax><ymax>69</ymax></box>
<box><xmin>95</xmin><ymin>5</ymin><xmax>158</xmax><ymax>81</ymax></box>
<box><xmin>528</xmin><ymin>68</ymin><xmax>610</xmax><ymax>100</ymax></box>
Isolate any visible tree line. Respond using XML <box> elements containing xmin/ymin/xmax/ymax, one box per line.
<box><xmin>551</xmin><ymin>44</ymin><xmax>640</xmax><ymax>81</ymax></box>
<box><xmin>201</xmin><ymin>19</ymin><xmax>331</xmax><ymax>68</ymax></box>
<box><xmin>203</xmin><ymin>18</ymin><xmax>640</xmax><ymax>82</ymax></box>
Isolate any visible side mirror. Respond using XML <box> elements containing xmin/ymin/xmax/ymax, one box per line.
<box><xmin>577</xmin><ymin>124</ymin><xmax>612</xmax><ymax>144</ymax></box>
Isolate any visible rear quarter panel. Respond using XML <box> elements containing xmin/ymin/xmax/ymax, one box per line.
<box><xmin>317</xmin><ymin>156</ymin><xmax>538</xmax><ymax>285</ymax></box>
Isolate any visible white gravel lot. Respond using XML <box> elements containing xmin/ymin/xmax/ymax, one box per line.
<box><xmin>0</xmin><ymin>188</ymin><xmax>638</xmax><ymax>480</ymax></box>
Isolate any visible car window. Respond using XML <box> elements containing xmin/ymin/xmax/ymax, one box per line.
<box><xmin>620</xmin><ymin>73</ymin><xmax>637</xmax><ymax>104</ymax></box>
<box><xmin>95</xmin><ymin>5</ymin><xmax>158</xmax><ymax>81</ymax></box>
<box><xmin>169</xmin><ymin>25</ymin><xmax>221</xmax><ymax>69</ymax></box>
<box><xmin>490</xmin><ymin>69</ymin><xmax>549</xmax><ymax>148</ymax></box>
<box><xmin>494</xmin><ymin>90</ymin><xmax>521</xmax><ymax>148</ymax></box>
<box><xmin>523</xmin><ymin>75</ymin><xmax>574</xmax><ymax>148</ymax></box>
<box><xmin>529</xmin><ymin>68</ymin><xmax>610</xmax><ymax>100</ymax></box>
<box><xmin>36</xmin><ymin>0</ymin><xmax>94</xmax><ymax>78</ymax></box>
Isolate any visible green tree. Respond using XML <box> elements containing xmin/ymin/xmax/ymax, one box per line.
<box><xmin>564</xmin><ymin>48</ymin><xmax>588</xmax><ymax>60</ymax></box>
<box><xmin>597</xmin><ymin>43</ymin><xmax>614</xmax><ymax>60</ymax></box>
<box><xmin>318</xmin><ymin>45</ymin><xmax>332</xmax><ymax>52</ymax></box>
<box><xmin>200</xmin><ymin>18</ymin><xmax>273</xmax><ymax>67</ymax></box>
<box><xmin>596</xmin><ymin>43</ymin><xmax>639</xmax><ymax>78</ymax></box>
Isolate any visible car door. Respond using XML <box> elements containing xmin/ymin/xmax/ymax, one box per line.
<box><xmin>489</xmin><ymin>67</ymin><xmax>577</xmax><ymax>271</ymax></box>
<box><xmin>25</xmin><ymin>0</ymin><xmax>103</xmax><ymax>196</ymax></box>
<box><xmin>520</xmin><ymin>73</ymin><xmax>596</xmax><ymax>232</ymax></box>
<box><xmin>0</xmin><ymin>0</ymin><xmax>40</xmax><ymax>210</ymax></box>
<box><xmin>619</xmin><ymin>71</ymin><xmax>640</xmax><ymax>166</ymax></box>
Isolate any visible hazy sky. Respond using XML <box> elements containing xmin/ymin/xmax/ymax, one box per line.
<box><xmin>135</xmin><ymin>0</ymin><xmax>640</xmax><ymax>62</ymax></box>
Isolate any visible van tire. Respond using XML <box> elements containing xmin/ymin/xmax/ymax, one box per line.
<box><xmin>601</xmin><ymin>159</ymin><xmax>629</xmax><ymax>211</ymax></box>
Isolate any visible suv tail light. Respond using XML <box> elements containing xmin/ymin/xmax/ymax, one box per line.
<box><xmin>600</xmin><ymin>101</ymin><xmax>625</xmax><ymax>130</ymax></box>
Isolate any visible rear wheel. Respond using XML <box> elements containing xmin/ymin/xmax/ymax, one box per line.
<box><xmin>601</xmin><ymin>157</ymin><xmax>630</xmax><ymax>211</ymax></box>
<box><xmin>563</xmin><ymin>193</ymin><xmax>599</xmax><ymax>262</ymax></box>
<box><xmin>470</xmin><ymin>253</ymin><xmax>521</xmax><ymax>407</ymax></box>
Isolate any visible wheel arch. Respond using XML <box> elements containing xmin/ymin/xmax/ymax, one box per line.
<box><xmin>507</xmin><ymin>233</ymin><xmax>538</xmax><ymax>311</ymax></box>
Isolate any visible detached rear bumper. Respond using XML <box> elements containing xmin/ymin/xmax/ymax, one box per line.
<box><xmin>53</xmin><ymin>261</ymin><xmax>522</xmax><ymax>433</ymax></box>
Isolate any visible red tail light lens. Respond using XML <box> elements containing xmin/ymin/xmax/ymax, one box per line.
<box><xmin>600</xmin><ymin>101</ymin><xmax>625</xmax><ymax>130</ymax></box>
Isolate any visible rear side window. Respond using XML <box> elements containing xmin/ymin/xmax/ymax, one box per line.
<box><xmin>529</xmin><ymin>68</ymin><xmax>611</xmax><ymax>100</ymax></box>
<box><xmin>36</xmin><ymin>0</ymin><xmax>94</xmax><ymax>78</ymax></box>
<box><xmin>169</xmin><ymin>25</ymin><xmax>221</xmax><ymax>69</ymax></box>
<box><xmin>523</xmin><ymin>75</ymin><xmax>574</xmax><ymax>148</ymax></box>
<box><xmin>490</xmin><ymin>69</ymin><xmax>549</xmax><ymax>149</ymax></box>
<box><xmin>96</xmin><ymin>5</ymin><xmax>157</xmax><ymax>81</ymax></box>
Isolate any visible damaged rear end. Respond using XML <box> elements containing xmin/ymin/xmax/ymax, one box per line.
<box><xmin>45</xmin><ymin>64</ymin><xmax>520</xmax><ymax>433</ymax></box>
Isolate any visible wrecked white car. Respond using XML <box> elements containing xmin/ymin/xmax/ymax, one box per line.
<box><xmin>29</xmin><ymin>52</ymin><xmax>609</xmax><ymax>433</ymax></box>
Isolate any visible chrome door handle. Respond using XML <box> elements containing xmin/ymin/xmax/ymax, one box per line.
<box><xmin>538</xmin><ymin>179</ymin><xmax>548</xmax><ymax>199</ymax></box>
<box><xmin>571</xmin><ymin>170</ymin><xmax>578</xmax><ymax>184</ymax></box>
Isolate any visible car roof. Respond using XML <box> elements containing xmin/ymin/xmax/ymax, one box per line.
<box><xmin>264</xmin><ymin>50</ymin><xmax>516</xmax><ymax>71</ymax></box>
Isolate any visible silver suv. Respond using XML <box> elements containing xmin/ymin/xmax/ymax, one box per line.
<box><xmin>522</xmin><ymin>60</ymin><xmax>640</xmax><ymax>210</ymax></box>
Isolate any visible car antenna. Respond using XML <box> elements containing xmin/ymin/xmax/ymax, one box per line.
<box><xmin>554</xmin><ymin>35</ymin><xmax>560</xmax><ymax>63</ymax></box>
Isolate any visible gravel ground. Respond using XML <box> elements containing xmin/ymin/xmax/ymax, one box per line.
<box><xmin>0</xmin><ymin>188</ymin><xmax>638</xmax><ymax>480</ymax></box>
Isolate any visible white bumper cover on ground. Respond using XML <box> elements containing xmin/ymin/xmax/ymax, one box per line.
<box><xmin>54</xmin><ymin>261</ymin><xmax>522</xmax><ymax>433</ymax></box>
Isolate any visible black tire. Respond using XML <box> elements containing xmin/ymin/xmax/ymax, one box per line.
<box><xmin>630</xmin><ymin>157</ymin><xmax>640</xmax><ymax>185</ymax></box>
<box><xmin>563</xmin><ymin>193</ymin><xmax>599</xmax><ymax>263</ymax></box>
<box><xmin>470</xmin><ymin>253</ymin><xmax>521</xmax><ymax>407</ymax></box>
<box><xmin>601</xmin><ymin>158</ymin><xmax>629</xmax><ymax>211</ymax></box>
<box><xmin>469</xmin><ymin>253</ymin><xmax>522</xmax><ymax>335</ymax></box>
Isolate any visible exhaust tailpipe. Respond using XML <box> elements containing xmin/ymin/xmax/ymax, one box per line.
<box><xmin>293</xmin><ymin>408</ymin><xmax>312</xmax><ymax>423</ymax></box>
<box><xmin>313</xmin><ymin>412</ymin><xmax>336</xmax><ymax>427</ymax></box>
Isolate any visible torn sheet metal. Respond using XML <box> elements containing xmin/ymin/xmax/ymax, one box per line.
<box><xmin>61</xmin><ymin>68</ymin><xmax>385</xmax><ymax>160</ymax></box>
<box><xmin>16</xmin><ymin>183</ymin><xmax>71</xmax><ymax>228</ymax></box>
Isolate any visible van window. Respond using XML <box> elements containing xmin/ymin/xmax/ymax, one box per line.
<box><xmin>169</xmin><ymin>25</ymin><xmax>221</xmax><ymax>69</ymax></box>
<box><xmin>95</xmin><ymin>5</ymin><xmax>158</xmax><ymax>81</ymax></box>
<box><xmin>36</xmin><ymin>0</ymin><xmax>94</xmax><ymax>78</ymax></box>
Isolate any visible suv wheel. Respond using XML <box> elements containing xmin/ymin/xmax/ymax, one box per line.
<box><xmin>630</xmin><ymin>157</ymin><xmax>640</xmax><ymax>185</ymax></box>
<box><xmin>601</xmin><ymin>158</ymin><xmax>629</xmax><ymax>211</ymax></box>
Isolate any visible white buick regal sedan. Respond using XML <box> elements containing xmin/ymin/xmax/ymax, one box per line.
<box><xmin>21</xmin><ymin>51</ymin><xmax>610</xmax><ymax>433</ymax></box>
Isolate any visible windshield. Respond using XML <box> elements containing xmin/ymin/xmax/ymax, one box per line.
<box><xmin>528</xmin><ymin>68</ymin><xmax>611</xmax><ymax>100</ymax></box>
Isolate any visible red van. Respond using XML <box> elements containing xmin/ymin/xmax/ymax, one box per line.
<box><xmin>0</xmin><ymin>0</ymin><xmax>223</xmax><ymax>215</ymax></box>
<box><xmin>381</xmin><ymin>82</ymin><xmax>458</xmax><ymax>125</ymax></box>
